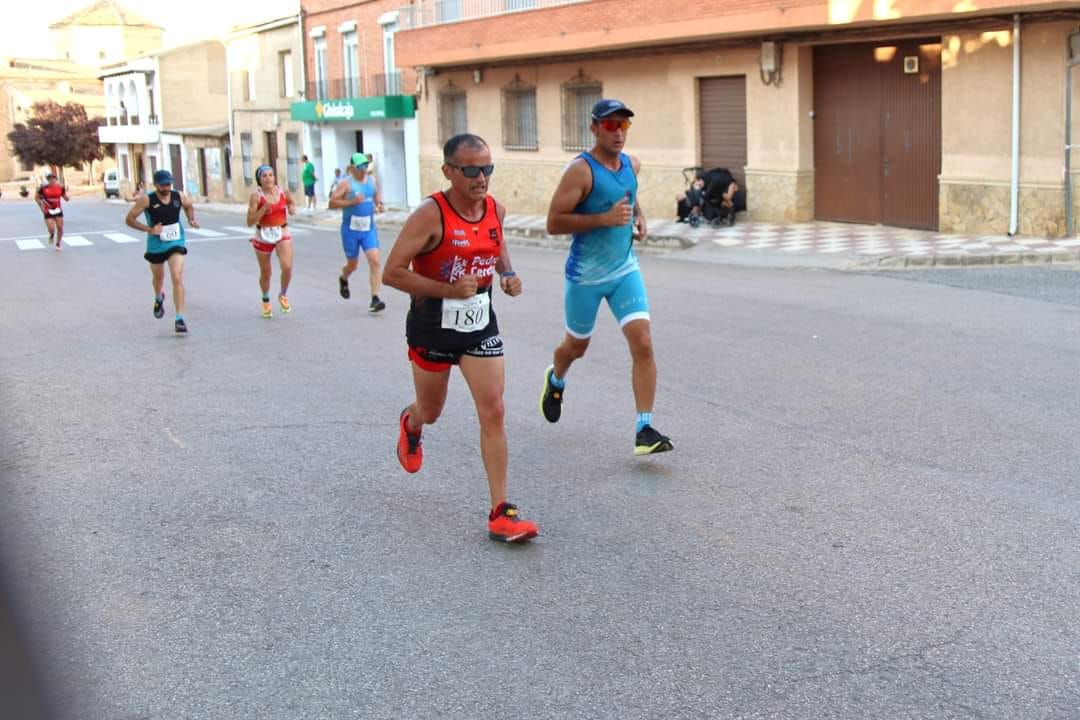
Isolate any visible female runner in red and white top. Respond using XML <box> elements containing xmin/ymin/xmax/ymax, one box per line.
<box><xmin>246</xmin><ymin>165</ymin><xmax>297</xmax><ymax>318</ymax></box>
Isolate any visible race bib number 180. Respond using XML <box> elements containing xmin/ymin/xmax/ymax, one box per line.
<box><xmin>441</xmin><ymin>293</ymin><xmax>490</xmax><ymax>333</ymax></box>
<box><xmin>160</xmin><ymin>223</ymin><xmax>182</xmax><ymax>242</ymax></box>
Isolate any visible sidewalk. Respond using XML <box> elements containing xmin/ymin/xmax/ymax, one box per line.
<box><xmin>194</xmin><ymin>201</ymin><xmax>1080</xmax><ymax>267</ymax></box>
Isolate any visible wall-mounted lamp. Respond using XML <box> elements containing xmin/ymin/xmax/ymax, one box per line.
<box><xmin>473</xmin><ymin>69</ymin><xmax>483</xmax><ymax>85</ymax></box>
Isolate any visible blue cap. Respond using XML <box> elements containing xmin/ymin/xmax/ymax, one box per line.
<box><xmin>153</xmin><ymin>169</ymin><xmax>173</xmax><ymax>185</ymax></box>
<box><xmin>591</xmin><ymin>98</ymin><xmax>634</xmax><ymax>120</ymax></box>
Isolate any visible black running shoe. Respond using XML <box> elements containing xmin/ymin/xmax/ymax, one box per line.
<box><xmin>339</xmin><ymin>275</ymin><xmax>350</xmax><ymax>299</ymax></box>
<box><xmin>539</xmin><ymin>364</ymin><xmax>563</xmax><ymax>423</ymax></box>
<box><xmin>174</xmin><ymin>318</ymin><xmax>188</xmax><ymax>334</ymax></box>
<box><xmin>153</xmin><ymin>295</ymin><xmax>164</xmax><ymax>319</ymax></box>
<box><xmin>634</xmin><ymin>425</ymin><xmax>673</xmax><ymax>456</ymax></box>
<box><xmin>369</xmin><ymin>296</ymin><xmax>386</xmax><ymax>313</ymax></box>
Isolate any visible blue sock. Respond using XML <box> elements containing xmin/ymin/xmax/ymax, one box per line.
<box><xmin>549</xmin><ymin>371</ymin><xmax>566</xmax><ymax>389</ymax></box>
<box><xmin>262</xmin><ymin>293</ymin><xmax>270</xmax><ymax>302</ymax></box>
<box><xmin>636</xmin><ymin>412</ymin><xmax>653</xmax><ymax>433</ymax></box>
<box><xmin>175</xmin><ymin>314</ymin><xmax>183</xmax><ymax>322</ymax></box>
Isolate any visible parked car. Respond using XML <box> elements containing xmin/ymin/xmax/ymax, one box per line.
<box><xmin>103</xmin><ymin>169</ymin><xmax>120</xmax><ymax>198</ymax></box>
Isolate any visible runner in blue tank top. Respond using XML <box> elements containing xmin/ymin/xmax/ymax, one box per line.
<box><xmin>540</xmin><ymin>99</ymin><xmax>673</xmax><ymax>456</ymax></box>
<box><xmin>329</xmin><ymin>152</ymin><xmax>386</xmax><ymax>312</ymax></box>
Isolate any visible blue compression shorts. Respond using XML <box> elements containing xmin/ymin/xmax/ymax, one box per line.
<box><xmin>564</xmin><ymin>269</ymin><xmax>650</xmax><ymax>339</ymax></box>
<box><xmin>342</xmin><ymin>227</ymin><xmax>379</xmax><ymax>258</ymax></box>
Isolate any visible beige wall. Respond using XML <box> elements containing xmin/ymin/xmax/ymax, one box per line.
<box><xmin>229</xmin><ymin>120</ymin><xmax>307</xmax><ymax>201</ymax></box>
<box><xmin>227</xmin><ymin>25</ymin><xmax>301</xmax><ymax>112</ymax></box>
<box><xmin>941</xmin><ymin>20</ymin><xmax>1079</xmax><ymax>235</ymax></box>
<box><xmin>417</xmin><ymin>46</ymin><xmax>810</xmax><ymax>220</ymax></box>
<box><xmin>413</xmin><ymin>18</ymin><xmax>1078</xmax><ymax>234</ymax></box>
<box><xmin>52</xmin><ymin>25</ymin><xmax>163</xmax><ymax>67</ymax></box>
<box><xmin>159</xmin><ymin>42</ymin><xmax>228</xmax><ymax>131</ymax></box>
<box><xmin>226</xmin><ymin>24</ymin><xmax>305</xmax><ymax>201</ymax></box>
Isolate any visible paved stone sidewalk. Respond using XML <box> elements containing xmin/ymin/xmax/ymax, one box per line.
<box><xmin>197</xmin><ymin>202</ymin><xmax>1080</xmax><ymax>265</ymax></box>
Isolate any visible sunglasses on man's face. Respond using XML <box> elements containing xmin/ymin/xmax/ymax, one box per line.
<box><xmin>596</xmin><ymin>117</ymin><xmax>632</xmax><ymax>132</ymax></box>
<box><xmin>447</xmin><ymin>162</ymin><xmax>495</xmax><ymax>179</ymax></box>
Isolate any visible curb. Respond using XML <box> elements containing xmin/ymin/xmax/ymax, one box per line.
<box><xmin>857</xmin><ymin>251</ymin><xmax>1080</xmax><ymax>269</ymax></box>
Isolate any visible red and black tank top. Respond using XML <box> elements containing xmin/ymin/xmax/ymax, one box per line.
<box><xmin>412</xmin><ymin>192</ymin><xmax>503</xmax><ymax>287</ymax></box>
<box><xmin>406</xmin><ymin>192</ymin><xmax>504</xmax><ymax>350</ymax></box>
<box><xmin>39</xmin><ymin>184</ymin><xmax>64</xmax><ymax>210</ymax></box>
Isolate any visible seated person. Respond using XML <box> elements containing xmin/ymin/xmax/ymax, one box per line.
<box><xmin>676</xmin><ymin>176</ymin><xmax>706</xmax><ymax>222</ymax></box>
<box><xmin>702</xmin><ymin>167</ymin><xmax>747</xmax><ymax>225</ymax></box>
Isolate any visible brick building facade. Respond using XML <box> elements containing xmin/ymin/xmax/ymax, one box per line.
<box><xmin>395</xmin><ymin>0</ymin><xmax>1080</xmax><ymax>236</ymax></box>
<box><xmin>293</xmin><ymin>0</ymin><xmax>421</xmax><ymax>208</ymax></box>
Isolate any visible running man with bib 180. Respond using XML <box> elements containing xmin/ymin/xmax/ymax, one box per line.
<box><xmin>37</xmin><ymin>173</ymin><xmax>69</xmax><ymax>251</ymax></box>
<box><xmin>382</xmin><ymin>133</ymin><xmax>539</xmax><ymax>543</ymax></box>
<box><xmin>124</xmin><ymin>169</ymin><xmax>197</xmax><ymax>334</ymax></box>
<box><xmin>540</xmin><ymin>99</ymin><xmax>673</xmax><ymax>456</ymax></box>
<box><xmin>330</xmin><ymin>153</ymin><xmax>386</xmax><ymax>313</ymax></box>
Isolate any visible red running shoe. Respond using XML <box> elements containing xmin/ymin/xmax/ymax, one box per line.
<box><xmin>488</xmin><ymin>502</ymin><xmax>539</xmax><ymax>543</ymax></box>
<box><xmin>397</xmin><ymin>408</ymin><xmax>423</xmax><ymax>473</ymax></box>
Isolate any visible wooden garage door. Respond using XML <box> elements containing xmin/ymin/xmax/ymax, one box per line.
<box><xmin>814</xmin><ymin>40</ymin><xmax>941</xmax><ymax>230</ymax></box>
<box><xmin>699</xmin><ymin>76</ymin><xmax>747</xmax><ymax>186</ymax></box>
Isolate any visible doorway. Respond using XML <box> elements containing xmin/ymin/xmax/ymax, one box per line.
<box><xmin>169</xmin><ymin>144</ymin><xmax>184</xmax><ymax>191</ymax></box>
<box><xmin>265</xmin><ymin>131</ymin><xmax>279</xmax><ymax>178</ymax></box>
<box><xmin>813</xmin><ymin>40</ymin><xmax>942</xmax><ymax>230</ymax></box>
<box><xmin>197</xmin><ymin>148</ymin><xmax>208</xmax><ymax>198</ymax></box>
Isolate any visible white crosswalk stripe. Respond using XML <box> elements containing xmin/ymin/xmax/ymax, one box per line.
<box><xmin>6</xmin><ymin>223</ymin><xmax>333</xmax><ymax>252</ymax></box>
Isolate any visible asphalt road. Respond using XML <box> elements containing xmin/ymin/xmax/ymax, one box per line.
<box><xmin>1</xmin><ymin>197</ymin><xmax>1078</xmax><ymax>719</ymax></box>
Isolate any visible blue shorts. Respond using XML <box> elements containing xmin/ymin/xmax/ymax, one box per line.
<box><xmin>342</xmin><ymin>227</ymin><xmax>378</xmax><ymax>258</ymax></box>
<box><xmin>304</xmin><ymin>184</ymin><xmax>316</xmax><ymax>197</ymax></box>
<box><xmin>564</xmin><ymin>269</ymin><xmax>650</xmax><ymax>339</ymax></box>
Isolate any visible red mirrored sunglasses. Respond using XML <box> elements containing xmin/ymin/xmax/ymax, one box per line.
<box><xmin>597</xmin><ymin>117</ymin><xmax>632</xmax><ymax>132</ymax></box>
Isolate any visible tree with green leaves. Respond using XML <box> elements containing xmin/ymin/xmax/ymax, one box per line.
<box><xmin>7</xmin><ymin>101</ymin><xmax>105</xmax><ymax>182</ymax></box>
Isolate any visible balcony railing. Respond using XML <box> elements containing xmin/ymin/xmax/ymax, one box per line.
<box><xmin>398</xmin><ymin>0</ymin><xmax>588</xmax><ymax>31</ymax></box>
<box><xmin>304</xmin><ymin>71</ymin><xmax>405</xmax><ymax>101</ymax></box>
<box><xmin>106</xmin><ymin>113</ymin><xmax>160</xmax><ymax>127</ymax></box>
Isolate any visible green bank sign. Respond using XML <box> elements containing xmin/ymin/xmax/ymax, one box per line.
<box><xmin>290</xmin><ymin>96</ymin><xmax>415</xmax><ymax>123</ymax></box>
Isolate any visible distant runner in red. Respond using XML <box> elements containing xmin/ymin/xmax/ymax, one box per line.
<box><xmin>382</xmin><ymin>133</ymin><xmax>539</xmax><ymax>543</ymax></box>
<box><xmin>37</xmin><ymin>173</ymin><xmax>69</xmax><ymax>252</ymax></box>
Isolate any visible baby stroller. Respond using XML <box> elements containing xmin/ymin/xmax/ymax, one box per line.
<box><xmin>679</xmin><ymin>166</ymin><xmax>746</xmax><ymax>228</ymax></box>
<box><xmin>678</xmin><ymin>167</ymin><xmax>707</xmax><ymax>227</ymax></box>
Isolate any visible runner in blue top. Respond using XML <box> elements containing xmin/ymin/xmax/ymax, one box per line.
<box><xmin>330</xmin><ymin>152</ymin><xmax>386</xmax><ymax>312</ymax></box>
<box><xmin>540</xmin><ymin>98</ymin><xmax>673</xmax><ymax>456</ymax></box>
<box><xmin>124</xmin><ymin>169</ymin><xmax>199</xmax><ymax>334</ymax></box>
